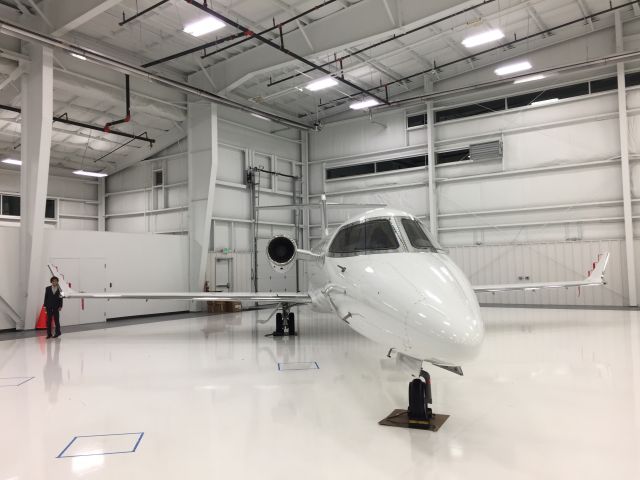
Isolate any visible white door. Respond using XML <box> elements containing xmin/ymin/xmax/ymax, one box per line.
<box><xmin>50</xmin><ymin>258</ymin><xmax>107</xmax><ymax>326</ymax></box>
<box><xmin>215</xmin><ymin>257</ymin><xmax>232</xmax><ymax>292</ymax></box>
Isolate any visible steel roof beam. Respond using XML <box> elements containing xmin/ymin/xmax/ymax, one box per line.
<box><xmin>316</xmin><ymin>0</ymin><xmax>639</xmax><ymax>109</ymax></box>
<box><xmin>185</xmin><ymin>0</ymin><xmax>388</xmax><ymax>104</ymax></box>
<box><xmin>0</xmin><ymin>19</ymin><xmax>312</xmax><ymax>130</ymax></box>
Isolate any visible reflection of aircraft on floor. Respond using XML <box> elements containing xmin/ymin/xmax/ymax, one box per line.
<box><xmin>48</xmin><ymin>199</ymin><xmax>609</xmax><ymax>428</ymax></box>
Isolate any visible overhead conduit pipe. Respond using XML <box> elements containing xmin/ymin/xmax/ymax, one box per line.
<box><xmin>104</xmin><ymin>75</ymin><xmax>131</xmax><ymax>133</ymax></box>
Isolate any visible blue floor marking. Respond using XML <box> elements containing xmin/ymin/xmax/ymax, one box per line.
<box><xmin>277</xmin><ymin>361</ymin><xmax>320</xmax><ymax>371</ymax></box>
<box><xmin>56</xmin><ymin>432</ymin><xmax>144</xmax><ymax>458</ymax></box>
<box><xmin>0</xmin><ymin>376</ymin><xmax>34</xmax><ymax>387</ymax></box>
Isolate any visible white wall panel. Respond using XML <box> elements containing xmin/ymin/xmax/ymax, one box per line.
<box><xmin>448</xmin><ymin>240</ymin><xmax>627</xmax><ymax>306</ymax></box>
<box><xmin>503</xmin><ymin>119</ymin><xmax>620</xmax><ymax>170</ymax></box>
<box><xmin>166</xmin><ymin>156</ymin><xmax>187</xmax><ymax>183</ymax></box>
<box><xmin>218</xmin><ymin>145</ymin><xmax>245</xmax><ymax>184</ymax></box>
<box><xmin>0</xmin><ymin>227</ymin><xmax>19</xmax><ymax>329</ymax></box>
<box><xmin>438</xmin><ymin>164</ymin><xmax>623</xmax><ymax>214</ymax></box>
<box><xmin>310</xmin><ymin>110</ymin><xmax>406</xmax><ymax>159</ymax></box>
<box><xmin>58</xmin><ymin>218</ymin><xmax>98</xmax><ymax>231</ymax></box>
<box><xmin>0</xmin><ymin>226</ymin><xmax>189</xmax><ymax>328</ymax></box>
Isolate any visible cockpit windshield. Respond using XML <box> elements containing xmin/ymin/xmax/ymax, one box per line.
<box><xmin>329</xmin><ymin>219</ymin><xmax>399</xmax><ymax>255</ymax></box>
<box><xmin>401</xmin><ymin>218</ymin><xmax>441</xmax><ymax>251</ymax></box>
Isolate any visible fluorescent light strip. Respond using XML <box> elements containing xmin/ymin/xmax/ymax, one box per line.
<box><xmin>306</xmin><ymin>77</ymin><xmax>338</xmax><ymax>91</ymax></box>
<box><xmin>495</xmin><ymin>61</ymin><xmax>532</xmax><ymax>76</ymax></box>
<box><xmin>251</xmin><ymin>113</ymin><xmax>270</xmax><ymax>121</ymax></box>
<box><xmin>462</xmin><ymin>29</ymin><xmax>505</xmax><ymax>48</ymax></box>
<box><xmin>350</xmin><ymin>99</ymin><xmax>380</xmax><ymax>110</ymax></box>
<box><xmin>70</xmin><ymin>52</ymin><xmax>87</xmax><ymax>61</ymax></box>
<box><xmin>1</xmin><ymin>158</ymin><xmax>21</xmax><ymax>165</ymax></box>
<box><xmin>183</xmin><ymin>17</ymin><xmax>225</xmax><ymax>37</ymax></box>
<box><xmin>73</xmin><ymin>170</ymin><xmax>108</xmax><ymax>178</ymax></box>
<box><xmin>514</xmin><ymin>74</ymin><xmax>546</xmax><ymax>84</ymax></box>
<box><xmin>531</xmin><ymin>98</ymin><xmax>559</xmax><ymax>106</ymax></box>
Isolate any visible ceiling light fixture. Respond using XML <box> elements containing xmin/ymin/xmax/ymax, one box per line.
<box><xmin>495</xmin><ymin>61</ymin><xmax>532</xmax><ymax>76</ymax></box>
<box><xmin>514</xmin><ymin>74</ymin><xmax>546</xmax><ymax>84</ymax></box>
<box><xmin>349</xmin><ymin>99</ymin><xmax>380</xmax><ymax>110</ymax></box>
<box><xmin>531</xmin><ymin>98</ymin><xmax>559</xmax><ymax>106</ymax></box>
<box><xmin>1</xmin><ymin>158</ymin><xmax>21</xmax><ymax>166</ymax></box>
<box><xmin>251</xmin><ymin>113</ymin><xmax>270</xmax><ymax>121</ymax></box>
<box><xmin>462</xmin><ymin>29</ymin><xmax>505</xmax><ymax>48</ymax></box>
<box><xmin>70</xmin><ymin>52</ymin><xmax>87</xmax><ymax>61</ymax></box>
<box><xmin>73</xmin><ymin>170</ymin><xmax>108</xmax><ymax>178</ymax></box>
<box><xmin>305</xmin><ymin>77</ymin><xmax>339</xmax><ymax>91</ymax></box>
<box><xmin>183</xmin><ymin>17</ymin><xmax>225</xmax><ymax>37</ymax></box>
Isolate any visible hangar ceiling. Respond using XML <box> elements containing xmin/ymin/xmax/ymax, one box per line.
<box><xmin>0</xmin><ymin>0</ymin><xmax>636</xmax><ymax>174</ymax></box>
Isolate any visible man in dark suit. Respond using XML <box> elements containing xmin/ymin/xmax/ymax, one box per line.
<box><xmin>44</xmin><ymin>276</ymin><xmax>63</xmax><ymax>338</ymax></box>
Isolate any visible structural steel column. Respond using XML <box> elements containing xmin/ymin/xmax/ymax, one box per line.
<box><xmin>615</xmin><ymin>12</ymin><xmax>638</xmax><ymax>306</ymax></box>
<box><xmin>301</xmin><ymin>131</ymin><xmax>310</xmax><ymax>250</ymax></box>
<box><xmin>187</xmin><ymin>101</ymin><xmax>218</xmax><ymax>310</ymax></box>
<box><xmin>426</xmin><ymin>101</ymin><xmax>438</xmax><ymax>239</ymax></box>
<box><xmin>301</xmin><ymin>130</ymin><xmax>310</xmax><ymax>291</ymax></box>
<box><xmin>98</xmin><ymin>177</ymin><xmax>106</xmax><ymax>231</ymax></box>
<box><xmin>18</xmin><ymin>44</ymin><xmax>53</xmax><ymax>330</ymax></box>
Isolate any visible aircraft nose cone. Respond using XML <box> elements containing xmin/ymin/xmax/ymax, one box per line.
<box><xmin>404</xmin><ymin>254</ymin><xmax>484</xmax><ymax>364</ymax></box>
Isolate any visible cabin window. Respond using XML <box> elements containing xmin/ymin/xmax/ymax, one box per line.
<box><xmin>329</xmin><ymin>219</ymin><xmax>399</xmax><ymax>254</ymax></box>
<box><xmin>402</xmin><ymin>218</ymin><xmax>438</xmax><ymax>250</ymax></box>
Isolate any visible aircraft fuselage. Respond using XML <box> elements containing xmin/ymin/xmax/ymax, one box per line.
<box><xmin>304</xmin><ymin>209</ymin><xmax>485</xmax><ymax>366</ymax></box>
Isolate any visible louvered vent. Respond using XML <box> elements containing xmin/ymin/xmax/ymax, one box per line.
<box><xmin>470</xmin><ymin>140</ymin><xmax>502</xmax><ymax>162</ymax></box>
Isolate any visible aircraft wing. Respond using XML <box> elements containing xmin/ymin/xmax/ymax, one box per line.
<box><xmin>63</xmin><ymin>291</ymin><xmax>311</xmax><ymax>303</ymax></box>
<box><xmin>472</xmin><ymin>252</ymin><xmax>609</xmax><ymax>293</ymax></box>
<box><xmin>47</xmin><ymin>264</ymin><xmax>311</xmax><ymax>303</ymax></box>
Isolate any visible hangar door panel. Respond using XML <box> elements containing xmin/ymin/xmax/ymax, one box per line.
<box><xmin>256</xmin><ymin>239</ymin><xmax>297</xmax><ymax>293</ymax></box>
<box><xmin>49</xmin><ymin>258</ymin><xmax>107</xmax><ymax>326</ymax></box>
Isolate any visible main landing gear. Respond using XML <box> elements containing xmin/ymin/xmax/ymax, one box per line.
<box><xmin>272</xmin><ymin>304</ymin><xmax>296</xmax><ymax>337</ymax></box>
<box><xmin>379</xmin><ymin>369</ymin><xmax>450</xmax><ymax>431</ymax></box>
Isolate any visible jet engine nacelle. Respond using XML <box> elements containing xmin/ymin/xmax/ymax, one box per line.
<box><xmin>266</xmin><ymin>236</ymin><xmax>297</xmax><ymax>273</ymax></box>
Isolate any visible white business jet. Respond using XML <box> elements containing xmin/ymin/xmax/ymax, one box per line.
<box><xmin>48</xmin><ymin>200</ymin><xmax>609</xmax><ymax>425</ymax></box>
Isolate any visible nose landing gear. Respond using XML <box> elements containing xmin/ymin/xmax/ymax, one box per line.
<box><xmin>408</xmin><ymin>370</ymin><xmax>433</xmax><ymax>421</ymax></box>
<box><xmin>272</xmin><ymin>304</ymin><xmax>296</xmax><ymax>337</ymax></box>
<box><xmin>379</xmin><ymin>369</ymin><xmax>449</xmax><ymax>431</ymax></box>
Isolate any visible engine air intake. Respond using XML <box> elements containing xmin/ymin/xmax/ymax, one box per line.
<box><xmin>267</xmin><ymin>236</ymin><xmax>297</xmax><ymax>272</ymax></box>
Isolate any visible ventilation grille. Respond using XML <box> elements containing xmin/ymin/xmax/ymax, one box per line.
<box><xmin>470</xmin><ymin>140</ymin><xmax>502</xmax><ymax>162</ymax></box>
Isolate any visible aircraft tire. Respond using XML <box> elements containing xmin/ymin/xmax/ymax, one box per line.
<box><xmin>275</xmin><ymin>313</ymin><xmax>284</xmax><ymax>335</ymax></box>
<box><xmin>288</xmin><ymin>312</ymin><xmax>295</xmax><ymax>334</ymax></box>
<box><xmin>408</xmin><ymin>378</ymin><xmax>427</xmax><ymax>420</ymax></box>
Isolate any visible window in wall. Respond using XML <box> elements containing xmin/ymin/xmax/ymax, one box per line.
<box><xmin>436</xmin><ymin>149</ymin><xmax>470</xmax><ymax>165</ymax></box>
<box><xmin>45</xmin><ymin>199</ymin><xmax>55</xmax><ymax>219</ymax></box>
<box><xmin>154</xmin><ymin>170</ymin><xmax>163</xmax><ymax>186</ymax></box>
<box><xmin>436</xmin><ymin>99</ymin><xmax>506</xmax><ymax>123</ymax></box>
<box><xmin>1</xmin><ymin>195</ymin><xmax>19</xmax><ymax>216</ymax></box>
<box><xmin>590</xmin><ymin>76</ymin><xmax>617</xmax><ymax>93</ymax></box>
<box><xmin>626</xmin><ymin>71</ymin><xmax>640</xmax><ymax>87</ymax></box>
<box><xmin>326</xmin><ymin>163</ymin><xmax>375</xmax><ymax>180</ymax></box>
<box><xmin>376</xmin><ymin>155</ymin><xmax>427</xmax><ymax>172</ymax></box>
<box><xmin>407</xmin><ymin>113</ymin><xmax>427</xmax><ymax>128</ymax></box>
<box><xmin>329</xmin><ymin>219</ymin><xmax>399</xmax><ymax>255</ymax></box>
<box><xmin>0</xmin><ymin>194</ymin><xmax>56</xmax><ymax>218</ymax></box>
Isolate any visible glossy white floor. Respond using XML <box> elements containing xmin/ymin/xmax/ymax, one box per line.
<box><xmin>1</xmin><ymin>306</ymin><xmax>639</xmax><ymax>480</ymax></box>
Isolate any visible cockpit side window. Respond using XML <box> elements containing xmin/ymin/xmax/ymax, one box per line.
<box><xmin>329</xmin><ymin>219</ymin><xmax>399</xmax><ymax>255</ymax></box>
<box><xmin>401</xmin><ymin>218</ymin><xmax>438</xmax><ymax>250</ymax></box>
